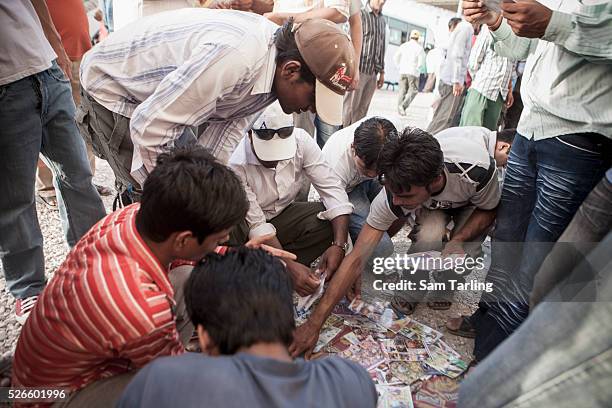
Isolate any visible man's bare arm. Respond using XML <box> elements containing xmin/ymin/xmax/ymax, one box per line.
<box><xmin>290</xmin><ymin>224</ymin><xmax>384</xmax><ymax>357</ymax></box>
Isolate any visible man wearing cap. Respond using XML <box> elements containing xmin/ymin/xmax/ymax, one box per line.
<box><xmin>228</xmin><ymin>103</ymin><xmax>353</xmax><ymax>296</ymax></box>
<box><xmin>78</xmin><ymin>9</ymin><xmax>355</xmax><ymax>202</ymax></box>
<box><xmin>394</xmin><ymin>30</ymin><xmax>425</xmax><ymax>116</ymax></box>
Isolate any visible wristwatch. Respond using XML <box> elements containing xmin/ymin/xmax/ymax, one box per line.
<box><xmin>331</xmin><ymin>241</ymin><xmax>349</xmax><ymax>253</ymax></box>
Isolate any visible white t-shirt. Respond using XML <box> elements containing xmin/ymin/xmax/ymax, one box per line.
<box><xmin>366</xmin><ymin>129</ymin><xmax>501</xmax><ymax>231</ymax></box>
<box><xmin>321</xmin><ymin>117</ymin><xmax>372</xmax><ymax>193</ymax></box>
<box><xmin>394</xmin><ymin>40</ymin><xmax>425</xmax><ymax>77</ymax></box>
<box><xmin>0</xmin><ymin>2</ymin><xmax>56</xmax><ymax>86</ymax></box>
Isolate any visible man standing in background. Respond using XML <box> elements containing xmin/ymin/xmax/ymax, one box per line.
<box><xmin>35</xmin><ymin>0</ymin><xmax>112</xmax><ymax>209</ymax></box>
<box><xmin>0</xmin><ymin>0</ymin><xmax>106</xmax><ymax>324</ymax></box>
<box><xmin>394</xmin><ymin>29</ymin><xmax>425</xmax><ymax>116</ymax></box>
<box><xmin>460</xmin><ymin>25</ymin><xmax>514</xmax><ymax>130</ymax></box>
<box><xmin>427</xmin><ymin>17</ymin><xmax>473</xmax><ymax>134</ymax></box>
<box><xmin>342</xmin><ymin>0</ymin><xmax>387</xmax><ymax>127</ymax></box>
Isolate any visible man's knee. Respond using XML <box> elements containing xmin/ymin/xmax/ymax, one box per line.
<box><xmin>413</xmin><ymin>210</ymin><xmax>448</xmax><ymax>243</ymax></box>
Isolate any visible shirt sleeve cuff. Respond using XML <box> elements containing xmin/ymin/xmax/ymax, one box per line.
<box><xmin>542</xmin><ymin>10</ymin><xmax>572</xmax><ymax>45</ymax></box>
<box><xmin>489</xmin><ymin>18</ymin><xmax>513</xmax><ymax>42</ymax></box>
<box><xmin>317</xmin><ymin>203</ymin><xmax>354</xmax><ymax>221</ymax></box>
<box><xmin>248</xmin><ymin>223</ymin><xmax>277</xmax><ymax>240</ymax></box>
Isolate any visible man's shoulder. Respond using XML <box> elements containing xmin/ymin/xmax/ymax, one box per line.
<box><xmin>307</xmin><ymin>357</ymin><xmax>376</xmax><ymax>399</ymax></box>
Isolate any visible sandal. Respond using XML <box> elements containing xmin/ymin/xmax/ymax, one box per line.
<box><xmin>36</xmin><ymin>192</ymin><xmax>58</xmax><ymax>209</ymax></box>
<box><xmin>95</xmin><ymin>184</ymin><xmax>113</xmax><ymax>196</ymax></box>
<box><xmin>427</xmin><ymin>300</ymin><xmax>452</xmax><ymax>310</ymax></box>
<box><xmin>391</xmin><ymin>296</ymin><xmax>417</xmax><ymax>316</ymax></box>
<box><xmin>446</xmin><ymin>315</ymin><xmax>476</xmax><ymax>338</ymax></box>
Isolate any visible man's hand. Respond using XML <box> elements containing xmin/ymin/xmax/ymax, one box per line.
<box><xmin>56</xmin><ymin>46</ymin><xmax>73</xmax><ymax>81</ymax></box>
<box><xmin>505</xmin><ymin>90</ymin><xmax>514</xmax><ymax>109</ymax></box>
<box><xmin>264</xmin><ymin>12</ymin><xmax>289</xmax><ymax>25</ymax></box>
<box><xmin>502</xmin><ymin>0</ymin><xmax>552</xmax><ymax>38</ymax></box>
<box><xmin>229</xmin><ymin>0</ymin><xmax>253</xmax><ymax>10</ymax></box>
<box><xmin>377</xmin><ymin>72</ymin><xmax>385</xmax><ymax>89</ymax></box>
<box><xmin>288</xmin><ymin>262</ymin><xmax>321</xmax><ymax>296</ymax></box>
<box><xmin>289</xmin><ymin>319</ymin><xmax>321</xmax><ymax>359</ymax></box>
<box><xmin>462</xmin><ymin>0</ymin><xmax>501</xmax><ymax>26</ymax></box>
<box><xmin>442</xmin><ymin>240</ymin><xmax>466</xmax><ymax>257</ymax></box>
<box><xmin>452</xmin><ymin>82</ymin><xmax>464</xmax><ymax>97</ymax></box>
<box><xmin>319</xmin><ymin>246</ymin><xmax>345</xmax><ymax>281</ymax></box>
<box><xmin>94</xmin><ymin>9</ymin><xmax>103</xmax><ymax>21</ymax></box>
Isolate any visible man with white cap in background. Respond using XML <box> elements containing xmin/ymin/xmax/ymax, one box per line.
<box><xmin>228</xmin><ymin>103</ymin><xmax>353</xmax><ymax>297</ymax></box>
<box><xmin>394</xmin><ymin>29</ymin><xmax>425</xmax><ymax>115</ymax></box>
<box><xmin>78</xmin><ymin>11</ymin><xmax>355</xmax><ymax>203</ymax></box>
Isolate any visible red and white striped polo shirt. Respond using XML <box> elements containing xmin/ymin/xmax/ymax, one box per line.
<box><xmin>12</xmin><ymin>204</ymin><xmax>185</xmax><ymax>393</ymax></box>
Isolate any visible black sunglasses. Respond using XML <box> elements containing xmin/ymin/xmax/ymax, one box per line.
<box><xmin>253</xmin><ymin>126</ymin><xmax>294</xmax><ymax>140</ymax></box>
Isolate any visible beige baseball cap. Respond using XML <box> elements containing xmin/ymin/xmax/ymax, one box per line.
<box><xmin>294</xmin><ymin>19</ymin><xmax>356</xmax><ymax>126</ymax></box>
<box><xmin>410</xmin><ymin>30</ymin><xmax>421</xmax><ymax>40</ymax></box>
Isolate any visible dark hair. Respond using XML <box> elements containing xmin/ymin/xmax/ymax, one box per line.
<box><xmin>185</xmin><ymin>247</ymin><xmax>295</xmax><ymax>354</ymax></box>
<box><xmin>136</xmin><ymin>146</ymin><xmax>248</xmax><ymax>243</ymax></box>
<box><xmin>496</xmin><ymin>128</ymin><xmax>516</xmax><ymax>145</ymax></box>
<box><xmin>448</xmin><ymin>17</ymin><xmax>462</xmax><ymax>30</ymax></box>
<box><xmin>274</xmin><ymin>19</ymin><xmax>316</xmax><ymax>85</ymax></box>
<box><xmin>377</xmin><ymin>127</ymin><xmax>444</xmax><ymax>192</ymax></box>
<box><xmin>353</xmin><ymin>117</ymin><xmax>398</xmax><ymax>171</ymax></box>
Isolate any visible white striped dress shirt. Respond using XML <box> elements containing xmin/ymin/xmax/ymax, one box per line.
<box><xmin>80</xmin><ymin>9</ymin><xmax>279</xmax><ymax>184</ymax></box>
<box><xmin>469</xmin><ymin>25</ymin><xmax>513</xmax><ymax>101</ymax></box>
<box><xmin>489</xmin><ymin>0</ymin><xmax>612</xmax><ymax>140</ymax></box>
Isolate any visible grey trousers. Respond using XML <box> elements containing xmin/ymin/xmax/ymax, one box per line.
<box><xmin>342</xmin><ymin>72</ymin><xmax>377</xmax><ymax>127</ymax></box>
<box><xmin>397</xmin><ymin>74</ymin><xmax>419</xmax><ymax>110</ymax></box>
<box><xmin>77</xmin><ymin>87</ymin><xmax>141</xmax><ymax>195</ymax></box>
<box><xmin>55</xmin><ymin>266</ymin><xmax>194</xmax><ymax>408</ymax></box>
<box><xmin>426</xmin><ymin>81</ymin><xmax>466</xmax><ymax>135</ymax></box>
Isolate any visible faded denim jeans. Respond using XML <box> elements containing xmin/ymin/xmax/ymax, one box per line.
<box><xmin>459</xmin><ymin>232</ymin><xmax>612</xmax><ymax>408</ymax></box>
<box><xmin>314</xmin><ymin>116</ymin><xmax>340</xmax><ymax>149</ymax></box>
<box><xmin>0</xmin><ymin>61</ymin><xmax>106</xmax><ymax>298</ymax></box>
<box><xmin>474</xmin><ymin>133</ymin><xmax>610</xmax><ymax>360</ymax></box>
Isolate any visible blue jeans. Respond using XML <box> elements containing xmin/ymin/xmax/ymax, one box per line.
<box><xmin>459</xmin><ymin>232</ymin><xmax>612</xmax><ymax>408</ymax></box>
<box><xmin>348</xmin><ymin>180</ymin><xmax>394</xmax><ymax>261</ymax></box>
<box><xmin>474</xmin><ymin>133</ymin><xmax>610</xmax><ymax>360</ymax></box>
<box><xmin>0</xmin><ymin>61</ymin><xmax>106</xmax><ymax>298</ymax></box>
<box><xmin>314</xmin><ymin>116</ymin><xmax>340</xmax><ymax>149</ymax></box>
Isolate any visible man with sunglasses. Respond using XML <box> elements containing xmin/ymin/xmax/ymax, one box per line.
<box><xmin>290</xmin><ymin>126</ymin><xmax>501</xmax><ymax>358</ymax></box>
<box><xmin>78</xmin><ymin>11</ymin><xmax>355</xmax><ymax>203</ymax></box>
<box><xmin>229</xmin><ymin>103</ymin><xmax>352</xmax><ymax>296</ymax></box>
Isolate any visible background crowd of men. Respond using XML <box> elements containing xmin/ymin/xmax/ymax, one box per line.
<box><xmin>0</xmin><ymin>0</ymin><xmax>611</xmax><ymax>406</ymax></box>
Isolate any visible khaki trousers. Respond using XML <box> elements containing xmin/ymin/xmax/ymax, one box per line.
<box><xmin>342</xmin><ymin>72</ymin><xmax>377</xmax><ymax>127</ymax></box>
